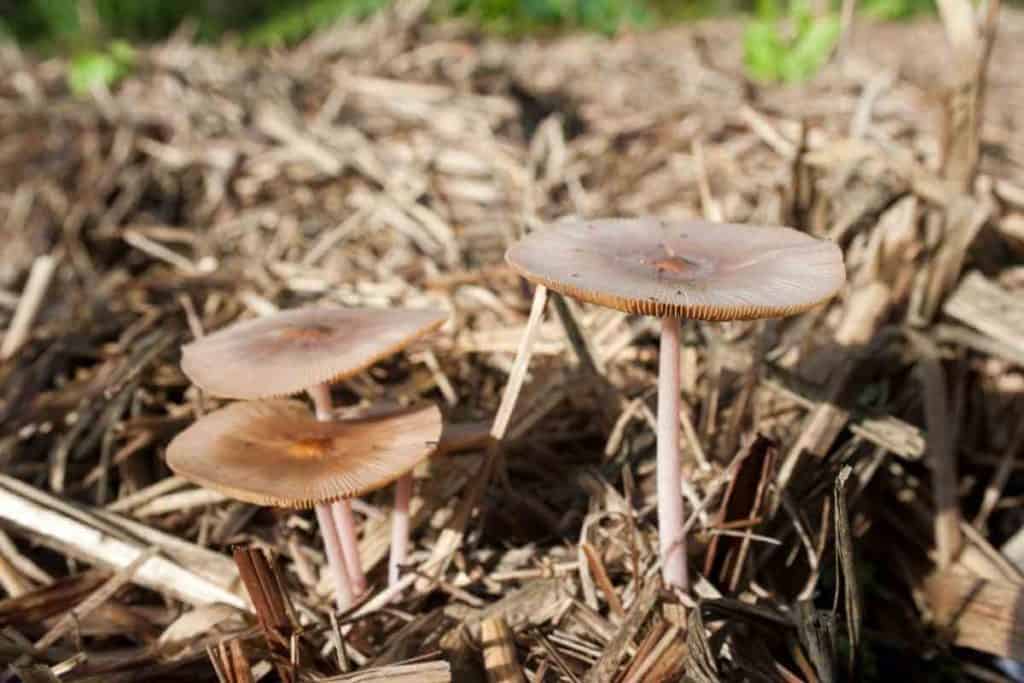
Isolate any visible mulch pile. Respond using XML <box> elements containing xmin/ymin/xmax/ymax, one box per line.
<box><xmin>1</xmin><ymin>1</ymin><xmax>1023</xmax><ymax>680</ymax></box>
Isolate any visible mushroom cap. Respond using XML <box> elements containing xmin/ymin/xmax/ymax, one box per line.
<box><xmin>506</xmin><ymin>218</ymin><xmax>845</xmax><ymax>321</ymax></box>
<box><xmin>181</xmin><ymin>306</ymin><xmax>448</xmax><ymax>399</ymax></box>
<box><xmin>166</xmin><ymin>399</ymin><xmax>443</xmax><ymax>508</ymax></box>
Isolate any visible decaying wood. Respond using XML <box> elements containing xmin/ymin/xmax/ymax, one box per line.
<box><xmin>0</xmin><ymin>474</ymin><xmax>246</xmax><ymax>609</ymax></box>
<box><xmin>833</xmin><ymin>466</ymin><xmax>861</xmax><ymax>679</ymax></box>
<box><xmin>944</xmin><ymin>271</ymin><xmax>1024</xmax><ymax>357</ymax></box>
<box><xmin>936</xmin><ymin>0</ymin><xmax>1001</xmax><ymax>191</ymax></box>
<box><xmin>35</xmin><ymin>546</ymin><xmax>156</xmax><ymax>651</ymax></box>
<box><xmin>583</xmin><ymin>579</ymin><xmax>659</xmax><ymax>683</ymax></box>
<box><xmin>208</xmin><ymin>638</ymin><xmax>256</xmax><ymax>683</ymax></box>
<box><xmin>232</xmin><ymin>546</ymin><xmax>302</xmax><ymax>683</ymax></box>
<box><xmin>775</xmin><ymin>281</ymin><xmax>892</xmax><ymax>498</ymax></box>
<box><xmin>795</xmin><ymin>602</ymin><xmax>837</xmax><ymax>683</ymax></box>
<box><xmin>921</xmin><ymin>358</ymin><xmax>963</xmax><ymax>570</ymax></box>
<box><xmin>480</xmin><ymin>616</ymin><xmax>526</xmax><ymax>683</ymax></box>
<box><xmin>925</xmin><ymin>569</ymin><xmax>1024</xmax><ymax>659</ymax></box>
<box><xmin>8</xmin><ymin>665</ymin><xmax>61</xmax><ymax>683</ymax></box>
<box><xmin>703</xmin><ymin>435</ymin><xmax>776</xmax><ymax>593</ymax></box>
<box><xmin>322</xmin><ymin>661</ymin><xmax>452</xmax><ymax>682</ymax></box>
<box><xmin>0</xmin><ymin>569</ymin><xmax>108</xmax><ymax>628</ymax></box>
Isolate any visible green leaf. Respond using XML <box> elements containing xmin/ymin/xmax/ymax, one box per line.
<box><xmin>780</xmin><ymin>14</ymin><xmax>839</xmax><ymax>82</ymax></box>
<box><xmin>69</xmin><ymin>51</ymin><xmax>126</xmax><ymax>95</ymax></box>
<box><xmin>861</xmin><ymin>0</ymin><xmax>934</xmax><ymax>20</ymax></box>
<box><xmin>743</xmin><ymin>20</ymin><xmax>785</xmax><ymax>82</ymax></box>
<box><xmin>108</xmin><ymin>39</ymin><xmax>136</xmax><ymax>64</ymax></box>
<box><xmin>754</xmin><ymin>0</ymin><xmax>782</xmax><ymax>20</ymax></box>
<box><xmin>245</xmin><ymin>0</ymin><xmax>387</xmax><ymax>46</ymax></box>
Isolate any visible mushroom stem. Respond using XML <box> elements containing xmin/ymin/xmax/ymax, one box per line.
<box><xmin>389</xmin><ymin>473</ymin><xmax>413</xmax><ymax>586</ymax></box>
<box><xmin>315</xmin><ymin>502</ymin><xmax>354</xmax><ymax>611</ymax></box>
<box><xmin>308</xmin><ymin>382</ymin><xmax>334</xmax><ymax>422</ymax></box>
<box><xmin>657</xmin><ymin>316</ymin><xmax>689</xmax><ymax>591</ymax></box>
<box><xmin>332</xmin><ymin>499</ymin><xmax>367</xmax><ymax>595</ymax></box>
<box><xmin>308</xmin><ymin>383</ymin><xmax>368</xmax><ymax>597</ymax></box>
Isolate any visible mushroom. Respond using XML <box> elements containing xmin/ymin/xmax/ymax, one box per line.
<box><xmin>505</xmin><ymin>217</ymin><xmax>845</xmax><ymax>591</ymax></box>
<box><xmin>180</xmin><ymin>306</ymin><xmax>447</xmax><ymax>599</ymax></box>
<box><xmin>166</xmin><ymin>399</ymin><xmax>442</xmax><ymax>609</ymax></box>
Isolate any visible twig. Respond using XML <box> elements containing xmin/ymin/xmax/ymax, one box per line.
<box><xmin>1</xmin><ymin>254</ymin><xmax>57</xmax><ymax>359</ymax></box>
<box><xmin>35</xmin><ymin>546</ymin><xmax>157</xmax><ymax>650</ymax></box>
<box><xmin>0</xmin><ymin>474</ymin><xmax>247</xmax><ymax>609</ymax></box>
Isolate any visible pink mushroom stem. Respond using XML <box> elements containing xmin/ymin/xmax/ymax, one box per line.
<box><xmin>657</xmin><ymin>316</ymin><xmax>689</xmax><ymax>591</ymax></box>
<box><xmin>308</xmin><ymin>384</ymin><xmax>367</xmax><ymax>598</ymax></box>
<box><xmin>389</xmin><ymin>473</ymin><xmax>413</xmax><ymax>586</ymax></box>
<box><xmin>332</xmin><ymin>499</ymin><xmax>367</xmax><ymax>595</ymax></box>
<box><xmin>315</xmin><ymin>502</ymin><xmax>354</xmax><ymax>611</ymax></box>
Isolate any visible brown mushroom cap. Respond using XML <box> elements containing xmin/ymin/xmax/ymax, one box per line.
<box><xmin>166</xmin><ymin>400</ymin><xmax>442</xmax><ymax>508</ymax></box>
<box><xmin>506</xmin><ymin>218</ymin><xmax>845</xmax><ymax>321</ymax></box>
<box><xmin>181</xmin><ymin>307</ymin><xmax>447</xmax><ymax>399</ymax></box>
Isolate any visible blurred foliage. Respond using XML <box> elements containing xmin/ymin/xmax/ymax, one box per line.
<box><xmin>0</xmin><ymin>0</ymin><xmax>386</xmax><ymax>47</ymax></box>
<box><xmin>859</xmin><ymin>0</ymin><xmax>936</xmax><ymax>19</ymax></box>
<box><xmin>0</xmin><ymin>0</ymin><xmax>950</xmax><ymax>52</ymax></box>
<box><xmin>68</xmin><ymin>40</ymin><xmax>135</xmax><ymax>94</ymax></box>
<box><xmin>245</xmin><ymin>0</ymin><xmax>389</xmax><ymax>45</ymax></box>
<box><xmin>743</xmin><ymin>0</ymin><xmax>840</xmax><ymax>83</ymax></box>
<box><xmin>435</xmin><ymin>0</ymin><xmax>650</xmax><ymax>35</ymax></box>
<box><xmin>0</xmin><ymin>0</ymin><xmax>950</xmax><ymax>91</ymax></box>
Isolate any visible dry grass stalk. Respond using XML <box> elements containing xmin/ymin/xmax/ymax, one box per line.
<box><xmin>580</xmin><ymin>543</ymin><xmax>625</xmax><ymax>619</ymax></box>
<box><xmin>0</xmin><ymin>474</ymin><xmax>246</xmax><ymax>609</ymax></box>
<box><xmin>34</xmin><ymin>546</ymin><xmax>156</xmax><ymax>650</ymax></box>
<box><xmin>232</xmin><ymin>546</ymin><xmax>302</xmax><ymax>682</ymax></box>
<box><xmin>703</xmin><ymin>434</ymin><xmax>777</xmax><ymax>593</ymax></box>
<box><xmin>208</xmin><ymin>638</ymin><xmax>256</xmax><ymax>683</ymax></box>
<box><xmin>1</xmin><ymin>254</ymin><xmax>57</xmax><ymax>360</ymax></box>
<box><xmin>322</xmin><ymin>661</ymin><xmax>452</xmax><ymax>682</ymax></box>
<box><xmin>583</xmin><ymin>580</ymin><xmax>659</xmax><ymax>683</ymax></box>
<box><xmin>0</xmin><ymin>569</ymin><xmax>108</xmax><ymax>630</ymax></box>
<box><xmin>913</xmin><ymin>344</ymin><xmax>962</xmax><ymax>569</ymax></box>
<box><xmin>936</xmin><ymin>0</ymin><xmax>1001</xmax><ymax>190</ymax></box>
<box><xmin>480</xmin><ymin>616</ymin><xmax>526</xmax><ymax>683</ymax></box>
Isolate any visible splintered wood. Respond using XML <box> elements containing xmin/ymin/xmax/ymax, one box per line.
<box><xmin>1</xmin><ymin>1</ymin><xmax>1023</xmax><ymax>680</ymax></box>
<box><xmin>926</xmin><ymin>570</ymin><xmax>1024</xmax><ymax>659</ymax></box>
<box><xmin>0</xmin><ymin>474</ymin><xmax>246</xmax><ymax>609</ymax></box>
<box><xmin>481</xmin><ymin>617</ymin><xmax>527</xmax><ymax>683</ymax></box>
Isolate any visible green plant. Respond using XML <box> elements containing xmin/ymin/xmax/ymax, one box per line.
<box><xmin>245</xmin><ymin>0</ymin><xmax>388</xmax><ymax>46</ymax></box>
<box><xmin>860</xmin><ymin>0</ymin><xmax>934</xmax><ymax>20</ymax></box>
<box><xmin>743</xmin><ymin>0</ymin><xmax>840</xmax><ymax>83</ymax></box>
<box><xmin>68</xmin><ymin>40</ymin><xmax>135</xmax><ymax>95</ymax></box>
<box><xmin>439</xmin><ymin>0</ymin><xmax>650</xmax><ymax>36</ymax></box>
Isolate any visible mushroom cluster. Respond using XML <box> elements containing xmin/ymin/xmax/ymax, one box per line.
<box><xmin>168</xmin><ymin>306</ymin><xmax>447</xmax><ymax>610</ymax></box>
<box><xmin>168</xmin><ymin>216</ymin><xmax>845</xmax><ymax>613</ymax></box>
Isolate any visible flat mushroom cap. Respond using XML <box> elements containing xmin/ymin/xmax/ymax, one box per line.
<box><xmin>506</xmin><ymin>218</ymin><xmax>846</xmax><ymax>321</ymax></box>
<box><xmin>166</xmin><ymin>400</ymin><xmax>443</xmax><ymax>508</ymax></box>
<box><xmin>181</xmin><ymin>307</ymin><xmax>448</xmax><ymax>399</ymax></box>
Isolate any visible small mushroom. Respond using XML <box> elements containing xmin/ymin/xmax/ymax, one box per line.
<box><xmin>180</xmin><ymin>305</ymin><xmax>447</xmax><ymax>599</ymax></box>
<box><xmin>506</xmin><ymin>217</ymin><xmax>845</xmax><ymax>591</ymax></box>
<box><xmin>181</xmin><ymin>306</ymin><xmax>446</xmax><ymax>400</ymax></box>
<box><xmin>166</xmin><ymin>399</ymin><xmax>442</xmax><ymax>608</ymax></box>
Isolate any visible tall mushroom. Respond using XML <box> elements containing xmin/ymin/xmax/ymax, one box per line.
<box><xmin>506</xmin><ymin>218</ymin><xmax>845</xmax><ymax>591</ymax></box>
<box><xmin>180</xmin><ymin>306</ymin><xmax>447</xmax><ymax>599</ymax></box>
<box><xmin>166</xmin><ymin>399</ymin><xmax>442</xmax><ymax>609</ymax></box>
